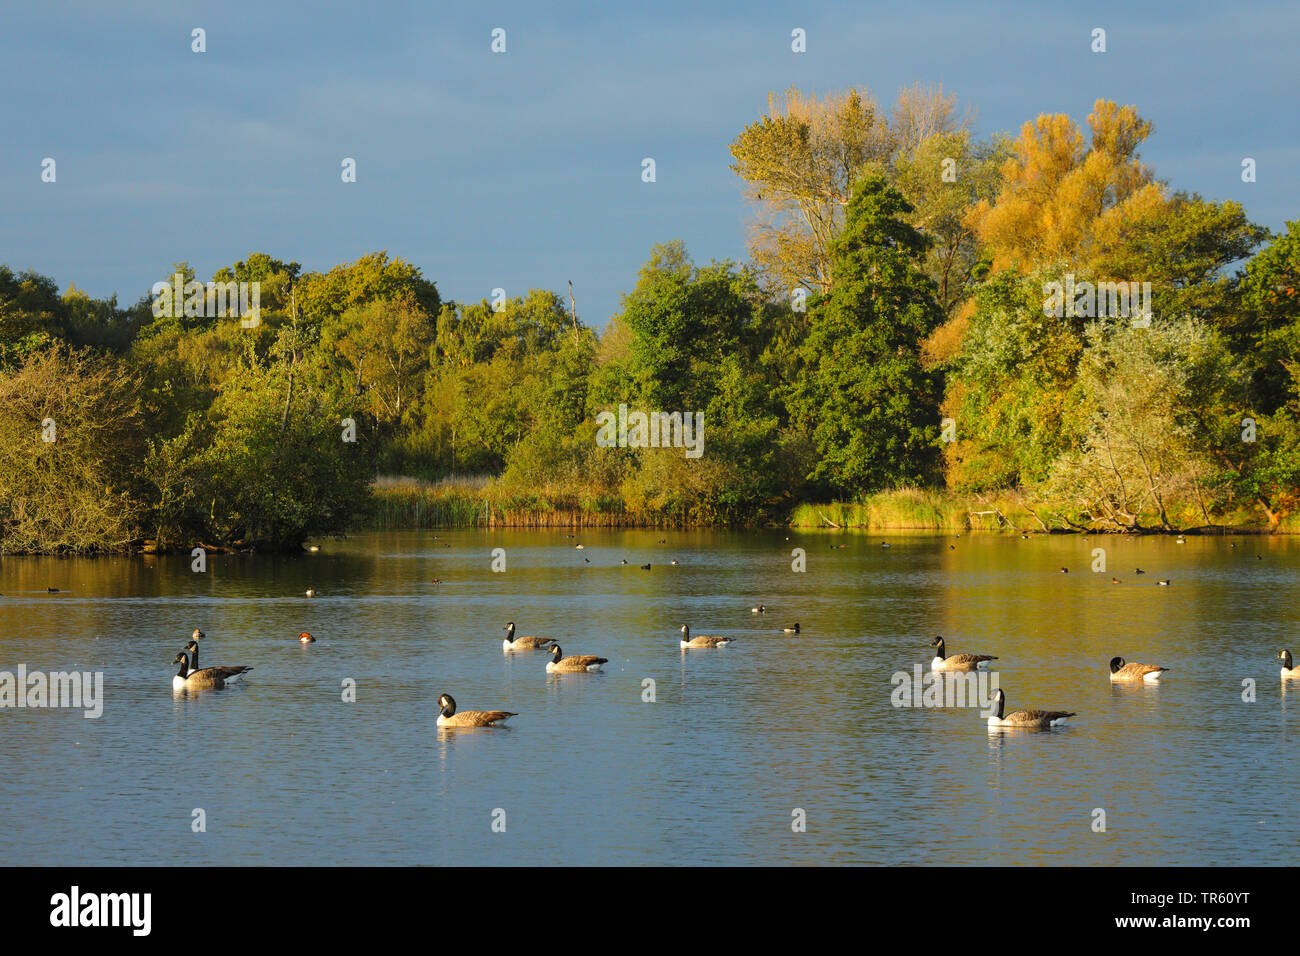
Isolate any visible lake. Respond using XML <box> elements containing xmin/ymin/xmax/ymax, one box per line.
<box><xmin>1</xmin><ymin>529</ymin><xmax>1296</xmax><ymax>865</ymax></box>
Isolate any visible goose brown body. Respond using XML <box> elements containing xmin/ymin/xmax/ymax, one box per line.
<box><xmin>172</xmin><ymin>651</ymin><xmax>252</xmax><ymax>690</ymax></box>
<box><xmin>988</xmin><ymin>689</ymin><xmax>1074</xmax><ymax>728</ymax></box>
<box><xmin>184</xmin><ymin>640</ymin><xmax>254</xmax><ymax>683</ymax></box>
<box><xmin>1108</xmin><ymin>657</ymin><xmax>1169</xmax><ymax>681</ymax></box>
<box><xmin>930</xmin><ymin>637</ymin><xmax>997</xmax><ymax>671</ymax></box>
<box><xmin>546</xmin><ymin>644</ymin><xmax>608</xmax><ymax>672</ymax></box>
<box><xmin>502</xmin><ymin>622</ymin><xmax>556</xmax><ymax>651</ymax></box>
<box><xmin>679</xmin><ymin>625</ymin><xmax>734</xmax><ymax>648</ymax></box>
<box><xmin>436</xmin><ymin>693</ymin><xmax>516</xmax><ymax>727</ymax></box>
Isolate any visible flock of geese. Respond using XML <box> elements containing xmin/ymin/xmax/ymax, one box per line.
<box><xmin>163</xmin><ymin>538</ymin><xmax>1300</xmax><ymax>730</ymax></box>
<box><xmin>928</xmin><ymin>630</ymin><xmax>1300</xmax><ymax>729</ymax></box>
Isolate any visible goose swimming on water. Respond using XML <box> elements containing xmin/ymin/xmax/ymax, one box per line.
<box><xmin>930</xmin><ymin>636</ymin><xmax>997</xmax><ymax>672</ymax></box>
<box><xmin>679</xmin><ymin>625</ymin><xmax>734</xmax><ymax>648</ymax></box>
<box><xmin>1108</xmin><ymin>657</ymin><xmax>1168</xmax><ymax>682</ymax></box>
<box><xmin>546</xmin><ymin>644</ymin><xmax>608</xmax><ymax>673</ymax></box>
<box><xmin>171</xmin><ymin>651</ymin><xmax>252</xmax><ymax>690</ymax></box>
<box><xmin>184</xmin><ymin>640</ymin><xmax>253</xmax><ymax>683</ymax></box>
<box><xmin>502</xmin><ymin>622</ymin><xmax>555</xmax><ymax>652</ymax></box>
<box><xmin>436</xmin><ymin>693</ymin><xmax>516</xmax><ymax>727</ymax></box>
<box><xmin>1279</xmin><ymin>650</ymin><xmax>1300</xmax><ymax>679</ymax></box>
<box><xmin>986</xmin><ymin>689</ymin><xmax>1075</xmax><ymax>729</ymax></box>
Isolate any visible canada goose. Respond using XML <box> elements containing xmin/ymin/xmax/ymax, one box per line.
<box><xmin>546</xmin><ymin>644</ymin><xmax>608</xmax><ymax>673</ymax></box>
<box><xmin>930</xmin><ymin>636</ymin><xmax>997</xmax><ymax>672</ymax></box>
<box><xmin>305</xmin><ymin>588</ymin><xmax>316</xmax><ymax>597</ymax></box>
<box><xmin>299</xmin><ymin>631</ymin><xmax>316</xmax><ymax>644</ymax></box>
<box><xmin>191</xmin><ymin>628</ymin><xmax>205</xmax><ymax>641</ymax></box>
<box><xmin>436</xmin><ymin>693</ymin><xmax>516</xmax><ymax>728</ymax></box>
<box><xmin>781</xmin><ymin>623</ymin><xmax>800</xmax><ymax>634</ymax></box>
<box><xmin>679</xmin><ymin>625</ymin><xmax>734</xmax><ymax>648</ymax></box>
<box><xmin>1279</xmin><ymin>650</ymin><xmax>1300</xmax><ymax>679</ymax></box>
<box><xmin>171</xmin><ymin>652</ymin><xmax>252</xmax><ymax>690</ymax></box>
<box><xmin>183</xmin><ymin>641</ymin><xmax>253</xmax><ymax>683</ymax></box>
<box><xmin>751</xmin><ymin>604</ymin><xmax>766</xmax><ymax>614</ymax></box>
<box><xmin>987</xmin><ymin>689</ymin><xmax>1075</xmax><ymax>729</ymax></box>
<box><xmin>502</xmin><ymin>622</ymin><xmax>555</xmax><ymax>652</ymax></box>
<box><xmin>1108</xmin><ymin>657</ymin><xmax>1168</xmax><ymax>682</ymax></box>
<box><xmin>640</xmin><ymin>563</ymin><xmax>651</xmax><ymax>570</ymax></box>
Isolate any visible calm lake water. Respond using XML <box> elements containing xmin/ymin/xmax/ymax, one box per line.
<box><xmin>1</xmin><ymin>529</ymin><xmax>1297</xmax><ymax>866</ymax></box>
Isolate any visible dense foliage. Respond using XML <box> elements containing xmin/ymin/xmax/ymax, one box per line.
<box><xmin>3</xmin><ymin>92</ymin><xmax>1298</xmax><ymax>551</ymax></box>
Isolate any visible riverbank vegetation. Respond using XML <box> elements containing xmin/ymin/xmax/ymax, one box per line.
<box><xmin>3</xmin><ymin>88</ymin><xmax>1298</xmax><ymax>552</ymax></box>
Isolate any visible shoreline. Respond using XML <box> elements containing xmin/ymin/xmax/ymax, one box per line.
<box><xmin>2</xmin><ymin>488</ymin><xmax>1293</xmax><ymax>557</ymax></box>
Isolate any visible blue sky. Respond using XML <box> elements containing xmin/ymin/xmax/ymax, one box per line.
<box><xmin>2</xmin><ymin>1</ymin><xmax>1296</xmax><ymax>328</ymax></box>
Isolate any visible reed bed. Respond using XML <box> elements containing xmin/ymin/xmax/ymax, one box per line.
<box><xmin>369</xmin><ymin>478</ymin><xmax>1300</xmax><ymax>533</ymax></box>
<box><xmin>368</xmin><ymin>476</ymin><xmax>690</xmax><ymax>529</ymax></box>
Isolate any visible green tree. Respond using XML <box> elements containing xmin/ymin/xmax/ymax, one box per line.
<box><xmin>0</xmin><ymin>346</ymin><xmax>148</xmax><ymax>552</ymax></box>
<box><xmin>789</xmin><ymin>176</ymin><xmax>944</xmax><ymax>495</ymax></box>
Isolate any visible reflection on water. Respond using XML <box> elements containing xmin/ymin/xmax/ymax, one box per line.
<box><xmin>0</xmin><ymin>530</ymin><xmax>1296</xmax><ymax>865</ymax></box>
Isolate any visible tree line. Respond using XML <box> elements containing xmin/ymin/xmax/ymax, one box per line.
<box><xmin>2</xmin><ymin>88</ymin><xmax>1298</xmax><ymax>552</ymax></box>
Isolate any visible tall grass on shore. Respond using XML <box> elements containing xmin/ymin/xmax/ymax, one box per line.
<box><xmin>787</xmin><ymin>487</ymin><xmax>1297</xmax><ymax>534</ymax></box>
<box><xmin>369</xmin><ymin>475</ymin><xmax>685</xmax><ymax>529</ymax></box>
<box><xmin>369</xmin><ymin>478</ymin><xmax>1298</xmax><ymax>533</ymax></box>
